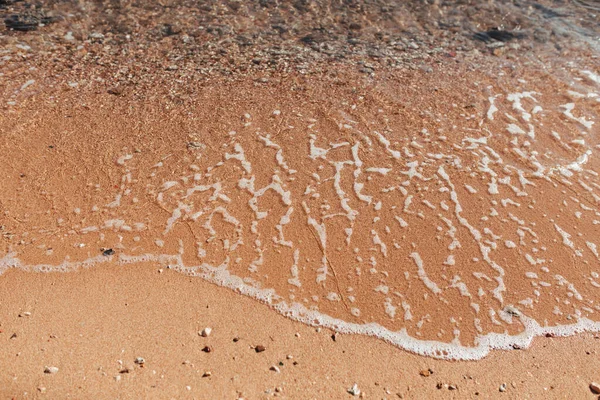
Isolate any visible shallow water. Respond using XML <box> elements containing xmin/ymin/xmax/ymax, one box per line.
<box><xmin>2</xmin><ymin>66</ymin><xmax>600</xmax><ymax>359</ymax></box>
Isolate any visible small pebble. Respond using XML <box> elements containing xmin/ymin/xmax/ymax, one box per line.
<box><xmin>202</xmin><ymin>346</ymin><xmax>212</xmax><ymax>353</ymax></box>
<box><xmin>590</xmin><ymin>382</ymin><xmax>600</xmax><ymax>394</ymax></box>
<box><xmin>348</xmin><ymin>383</ymin><xmax>361</xmax><ymax>396</ymax></box>
<box><xmin>19</xmin><ymin>312</ymin><xmax>31</xmax><ymax>317</ymax></box>
<box><xmin>44</xmin><ymin>366</ymin><xmax>59</xmax><ymax>374</ymax></box>
<box><xmin>420</xmin><ymin>368</ymin><xmax>433</xmax><ymax>377</ymax></box>
<box><xmin>270</xmin><ymin>365</ymin><xmax>280</xmax><ymax>373</ymax></box>
<box><xmin>102</xmin><ymin>248</ymin><xmax>115</xmax><ymax>256</ymax></box>
<box><xmin>202</xmin><ymin>371</ymin><xmax>212</xmax><ymax>377</ymax></box>
<box><xmin>499</xmin><ymin>383</ymin><xmax>507</xmax><ymax>392</ymax></box>
<box><xmin>134</xmin><ymin>357</ymin><xmax>145</xmax><ymax>365</ymax></box>
<box><xmin>200</xmin><ymin>327</ymin><xmax>212</xmax><ymax>337</ymax></box>
<box><xmin>255</xmin><ymin>345</ymin><xmax>266</xmax><ymax>353</ymax></box>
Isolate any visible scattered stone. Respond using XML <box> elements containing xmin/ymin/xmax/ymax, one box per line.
<box><xmin>18</xmin><ymin>311</ymin><xmax>31</xmax><ymax>317</ymax></box>
<box><xmin>10</xmin><ymin>333</ymin><xmax>17</xmax><ymax>339</ymax></box>
<box><xmin>119</xmin><ymin>367</ymin><xmax>132</xmax><ymax>374</ymax></box>
<box><xmin>420</xmin><ymin>368</ymin><xmax>433</xmax><ymax>377</ymax></box>
<box><xmin>102</xmin><ymin>248</ymin><xmax>115</xmax><ymax>256</ymax></box>
<box><xmin>201</xmin><ymin>346</ymin><xmax>212</xmax><ymax>353</ymax></box>
<box><xmin>499</xmin><ymin>383</ymin><xmax>507</xmax><ymax>392</ymax></box>
<box><xmin>37</xmin><ymin>387</ymin><xmax>46</xmax><ymax>393</ymax></box>
<box><xmin>202</xmin><ymin>371</ymin><xmax>212</xmax><ymax>377</ymax></box>
<box><xmin>44</xmin><ymin>366</ymin><xmax>59</xmax><ymax>374</ymax></box>
<box><xmin>448</xmin><ymin>384</ymin><xmax>457</xmax><ymax>390</ymax></box>
<box><xmin>269</xmin><ymin>365</ymin><xmax>280</xmax><ymax>373</ymax></box>
<box><xmin>200</xmin><ymin>327</ymin><xmax>212</xmax><ymax>337</ymax></box>
<box><xmin>114</xmin><ymin>375</ymin><xmax>121</xmax><ymax>382</ymax></box>
<box><xmin>348</xmin><ymin>383</ymin><xmax>361</xmax><ymax>396</ymax></box>
<box><xmin>134</xmin><ymin>357</ymin><xmax>145</xmax><ymax>365</ymax></box>
<box><xmin>255</xmin><ymin>345</ymin><xmax>266</xmax><ymax>353</ymax></box>
<box><xmin>107</xmin><ymin>88</ymin><xmax>122</xmax><ymax>96</ymax></box>
<box><xmin>233</xmin><ymin>337</ymin><xmax>240</xmax><ymax>342</ymax></box>
<box><xmin>590</xmin><ymin>382</ymin><xmax>600</xmax><ymax>394</ymax></box>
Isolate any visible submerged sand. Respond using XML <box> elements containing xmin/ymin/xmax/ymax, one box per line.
<box><xmin>2</xmin><ymin>64</ymin><xmax>600</xmax><ymax>360</ymax></box>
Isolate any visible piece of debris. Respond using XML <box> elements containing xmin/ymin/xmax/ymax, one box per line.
<box><xmin>200</xmin><ymin>327</ymin><xmax>212</xmax><ymax>337</ymax></box>
<box><xmin>202</xmin><ymin>371</ymin><xmax>212</xmax><ymax>377</ymax></box>
<box><xmin>44</xmin><ymin>366</ymin><xmax>59</xmax><ymax>374</ymax></box>
<box><xmin>201</xmin><ymin>346</ymin><xmax>212</xmax><ymax>353</ymax></box>
<box><xmin>269</xmin><ymin>365</ymin><xmax>280</xmax><ymax>373</ymax></box>
<box><xmin>420</xmin><ymin>368</ymin><xmax>433</xmax><ymax>377</ymax></box>
<box><xmin>348</xmin><ymin>383</ymin><xmax>361</xmax><ymax>396</ymax></box>
<box><xmin>255</xmin><ymin>345</ymin><xmax>266</xmax><ymax>353</ymax></box>
<box><xmin>499</xmin><ymin>383</ymin><xmax>507</xmax><ymax>392</ymax></box>
<box><xmin>134</xmin><ymin>357</ymin><xmax>145</xmax><ymax>365</ymax></box>
<box><xmin>590</xmin><ymin>382</ymin><xmax>600</xmax><ymax>394</ymax></box>
<box><xmin>102</xmin><ymin>248</ymin><xmax>115</xmax><ymax>256</ymax></box>
<box><xmin>18</xmin><ymin>311</ymin><xmax>31</xmax><ymax>317</ymax></box>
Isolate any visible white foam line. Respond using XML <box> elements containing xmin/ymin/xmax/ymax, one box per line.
<box><xmin>5</xmin><ymin>251</ymin><xmax>600</xmax><ymax>360</ymax></box>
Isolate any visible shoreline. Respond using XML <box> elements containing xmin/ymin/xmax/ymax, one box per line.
<box><xmin>2</xmin><ymin>262</ymin><xmax>600</xmax><ymax>398</ymax></box>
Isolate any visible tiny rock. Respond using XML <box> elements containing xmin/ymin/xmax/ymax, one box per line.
<box><xmin>200</xmin><ymin>327</ymin><xmax>212</xmax><ymax>337</ymax></box>
<box><xmin>420</xmin><ymin>368</ymin><xmax>433</xmax><ymax>377</ymax></box>
<box><xmin>134</xmin><ymin>357</ymin><xmax>145</xmax><ymax>365</ymax></box>
<box><xmin>269</xmin><ymin>365</ymin><xmax>280</xmax><ymax>373</ymax></box>
<box><xmin>255</xmin><ymin>345</ymin><xmax>266</xmax><ymax>353</ymax></box>
<box><xmin>202</xmin><ymin>371</ymin><xmax>212</xmax><ymax>377</ymax></box>
<box><xmin>201</xmin><ymin>346</ymin><xmax>212</xmax><ymax>353</ymax></box>
<box><xmin>102</xmin><ymin>248</ymin><xmax>115</xmax><ymax>256</ymax></box>
<box><xmin>348</xmin><ymin>383</ymin><xmax>361</xmax><ymax>396</ymax></box>
<box><xmin>19</xmin><ymin>311</ymin><xmax>31</xmax><ymax>317</ymax></box>
<box><xmin>44</xmin><ymin>366</ymin><xmax>59</xmax><ymax>374</ymax></box>
<box><xmin>590</xmin><ymin>382</ymin><xmax>600</xmax><ymax>394</ymax></box>
<box><xmin>499</xmin><ymin>383</ymin><xmax>507</xmax><ymax>392</ymax></box>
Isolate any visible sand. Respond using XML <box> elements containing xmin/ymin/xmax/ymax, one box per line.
<box><xmin>2</xmin><ymin>262</ymin><xmax>600</xmax><ymax>399</ymax></box>
<box><xmin>2</xmin><ymin>0</ymin><xmax>600</xmax><ymax>397</ymax></box>
<box><xmin>1</xmin><ymin>66</ymin><xmax>599</xmax><ymax>398</ymax></box>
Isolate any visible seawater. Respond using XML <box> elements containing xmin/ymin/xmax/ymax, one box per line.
<box><xmin>2</xmin><ymin>70</ymin><xmax>600</xmax><ymax>360</ymax></box>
